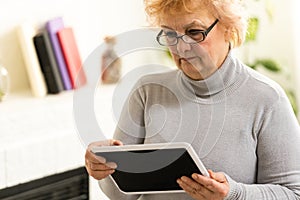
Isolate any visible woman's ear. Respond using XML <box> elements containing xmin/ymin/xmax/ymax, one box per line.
<box><xmin>224</xmin><ymin>28</ymin><xmax>231</xmax><ymax>42</ymax></box>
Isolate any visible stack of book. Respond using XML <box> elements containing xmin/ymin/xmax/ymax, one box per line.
<box><xmin>17</xmin><ymin>17</ymin><xmax>86</xmax><ymax>97</ymax></box>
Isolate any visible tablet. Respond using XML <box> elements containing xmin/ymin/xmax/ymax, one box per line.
<box><xmin>91</xmin><ymin>142</ymin><xmax>209</xmax><ymax>194</ymax></box>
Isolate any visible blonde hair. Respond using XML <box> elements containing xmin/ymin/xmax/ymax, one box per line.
<box><xmin>144</xmin><ymin>0</ymin><xmax>248</xmax><ymax>47</ymax></box>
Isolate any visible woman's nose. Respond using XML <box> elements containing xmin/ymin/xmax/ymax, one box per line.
<box><xmin>176</xmin><ymin>38</ymin><xmax>192</xmax><ymax>55</ymax></box>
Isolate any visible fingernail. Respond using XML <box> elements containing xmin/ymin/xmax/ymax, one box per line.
<box><xmin>192</xmin><ymin>174</ymin><xmax>198</xmax><ymax>179</ymax></box>
<box><xmin>96</xmin><ymin>156</ymin><xmax>106</xmax><ymax>163</ymax></box>
<box><xmin>177</xmin><ymin>179</ymin><xmax>182</xmax><ymax>184</ymax></box>
<box><xmin>181</xmin><ymin>176</ymin><xmax>188</xmax><ymax>182</ymax></box>
<box><xmin>106</xmin><ymin>162</ymin><xmax>117</xmax><ymax>169</ymax></box>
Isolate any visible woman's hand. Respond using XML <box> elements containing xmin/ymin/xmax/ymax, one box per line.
<box><xmin>85</xmin><ymin>139</ymin><xmax>123</xmax><ymax>180</ymax></box>
<box><xmin>177</xmin><ymin>170</ymin><xmax>229</xmax><ymax>200</ymax></box>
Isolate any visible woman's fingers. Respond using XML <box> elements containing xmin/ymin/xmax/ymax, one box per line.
<box><xmin>85</xmin><ymin>152</ymin><xmax>117</xmax><ymax>180</ymax></box>
<box><xmin>177</xmin><ymin>177</ymin><xmax>208</xmax><ymax>199</ymax></box>
<box><xmin>85</xmin><ymin>149</ymin><xmax>106</xmax><ymax>163</ymax></box>
<box><xmin>177</xmin><ymin>176</ymin><xmax>212</xmax><ymax>197</ymax></box>
<box><xmin>87</xmin><ymin>167</ymin><xmax>115</xmax><ymax>180</ymax></box>
<box><xmin>177</xmin><ymin>171</ymin><xmax>230</xmax><ymax>200</ymax></box>
<box><xmin>88</xmin><ymin>161</ymin><xmax>117</xmax><ymax>171</ymax></box>
<box><xmin>85</xmin><ymin>139</ymin><xmax>123</xmax><ymax>180</ymax></box>
<box><xmin>88</xmin><ymin>139</ymin><xmax>123</xmax><ymax>149</ymax></box>
<box><xmin>192</xmin><ymin>173</ymin><xmax>229</xmax><ymax>194</ymax></box>
<box><xmin>86</xmin><ymin>139</ymin><xmax>123</xmax><ymax>163</ymax></box>
<box><xmin>208</xmin><ymin>170</ymin><xmax>227</xmax><ymax>183</ymax></box>
<box><xmin>110</xmin><ymin>139</ymin><xmax>123</xmax><ymax>146</ymax></box>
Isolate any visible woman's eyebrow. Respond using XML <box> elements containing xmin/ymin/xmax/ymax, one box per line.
<box><xmin>161</xmin><ymin>25</ymin><xmax>174</xmax><ymax>30</ymax></box>
<box><xmin>183</xmin><ymin>20</ymin><xmax>206</xmax><ymax>29</ymax></box>
<box><xmin>161</xmin><ymin>20</ymin><xmax>206</xmax><ymax>30</ymax></box>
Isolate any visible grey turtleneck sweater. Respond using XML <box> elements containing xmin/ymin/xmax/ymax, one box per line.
<box><xmin>99</xmin><ymin>52</ymin><xmax>300</xmax><ymax>200</ymax></box>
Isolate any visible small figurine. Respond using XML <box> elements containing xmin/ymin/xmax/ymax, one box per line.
<box><xmin>101</xmin><ymin>36</ymin><xmax>121</xmax><ymax>84</ymax></box>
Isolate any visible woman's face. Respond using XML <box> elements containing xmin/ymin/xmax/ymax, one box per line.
<box><xmin>160</xmin><ymin>11</ymin><xmax>230</xmax><ymax>80</ymax></box>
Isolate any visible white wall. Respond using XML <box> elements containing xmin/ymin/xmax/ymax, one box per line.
<box><xmin>238</xmin><ymin>0</ymin><xmax>300</xmax><ymax>118</ymax></box>
<box><xmin>240</xmin><ymin>0</ymin><xmax>294</xmax><ymax>84</ymax></box>
<box><xmin>291</xmin><ymin>0</ymin><xmax>300</xmax><ymax>117</ymax></box>
<box><xmin>0</xmin><ymin>0</ymin><xmax>147</xmax><ymax>92</ymax></box>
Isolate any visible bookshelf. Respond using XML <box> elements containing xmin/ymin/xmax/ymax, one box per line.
<box><xmin>0</xmin><ymin>0</ymin><xmax>146</xmax><ymax>94</ymax></box>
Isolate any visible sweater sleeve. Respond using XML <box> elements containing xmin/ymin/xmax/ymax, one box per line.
<box><xmin>225</xmin><ymin>93</ymin><xmax>300</xmax><ymax>200</ymax></box>
<box><xmin>113</xmin><ymin>79</ymin><xmax>146</xmax><ymax>145</ymax></box>
<box><xmin>98</xmin><ymin>80</ymin><xmax>145</xmax><ymax>200</ymax></box>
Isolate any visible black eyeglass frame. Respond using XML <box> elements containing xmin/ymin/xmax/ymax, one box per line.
<box><xmin>156</xmin><ymin>19</ymin><xmax>219</xmax><ymax>46</ymax></box>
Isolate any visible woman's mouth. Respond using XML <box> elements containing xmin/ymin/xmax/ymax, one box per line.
<box><xmin>179</xmin><ymin>57</ymin><xmax>197</xmax><ymax>63</ymax></box>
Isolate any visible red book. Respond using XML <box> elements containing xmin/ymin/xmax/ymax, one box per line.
<box><xmin>57</xmin><ymin>27</ymin><xmax>86</xmax><ymax>88</ymax></box>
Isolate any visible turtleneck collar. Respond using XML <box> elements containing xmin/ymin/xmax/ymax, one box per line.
<box><xmin>177</xmin><ymin>50</ymin><xmax>246</xmax><ymax>104</ymax></box>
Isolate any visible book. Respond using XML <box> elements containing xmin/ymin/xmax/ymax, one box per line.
<box><xmin>17</xmin><ymin>22</ymin><xmax>47</xmax><ymax>97</ymax></box>
<box><xmin>46</xmin><ymin>17</ymin><xmax>72</xmax><ymax>90</ymax></box>
<box><xmin>33</xmin><ymin>31</ymin><xmax>64</xmax><ymax>94</ymax></box>
<box><xmin>57</xmin><ymin>27</ymin><xmax>86</xmax><ymax>88</ymax></box>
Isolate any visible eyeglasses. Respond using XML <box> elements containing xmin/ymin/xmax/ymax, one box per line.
<box><xmin>156</xmin><ymin>19</ymin><xmax>219</xmax><ymax>46</ymax></box>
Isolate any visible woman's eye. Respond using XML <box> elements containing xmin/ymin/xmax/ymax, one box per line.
<box><xmin>187</xmin><ymin>29</ymin><xmax>203</xmax><ymax>36</ymax></box>
<box><xmin>165</xmin><ymin>31</ymin><xmax>177</xmax><ymax>37</ymax></box>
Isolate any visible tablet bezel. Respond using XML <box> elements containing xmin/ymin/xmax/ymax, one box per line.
<box><xmin>91</xmin><ymin>142</ymin><xmax>209</xmax><ymax>194</ymax></box>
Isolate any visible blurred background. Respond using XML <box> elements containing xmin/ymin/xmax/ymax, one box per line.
<box><xmin>0</xmin><ymin>0</ymin><xmax>299</xmax><ymax>199</ymax></box>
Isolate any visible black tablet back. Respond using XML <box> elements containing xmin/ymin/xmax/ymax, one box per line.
<box><xmin>95</xmin><ymin>148</ymin><xmax>202</xmax><ymax>193</ymax></box>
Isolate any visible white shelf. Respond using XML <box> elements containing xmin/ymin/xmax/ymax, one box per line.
<box><xmin>0</xmin><ymin>87</ymin><xmax>116</xmax><ymax>200</ymax></box>
<box><xmin>0</xmin><ymin>90</ymin><xmax>83</xmax><ymax>187</ymax></box>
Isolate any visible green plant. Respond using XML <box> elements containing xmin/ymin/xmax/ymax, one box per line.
<box><xmin>245</xmin><ymin>17</ymin><xmax>259</xmax><ymax>43</ymax></box>
<box><xmin>244</xmin><ymin>0</ymin><xmax>298</xmax><ymax>115</ymax></box>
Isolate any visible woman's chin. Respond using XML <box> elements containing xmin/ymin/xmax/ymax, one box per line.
<box><xmin>181</xmin><ymin>67</ymin><xmax>202</xmax><ymax>80</ymax></box>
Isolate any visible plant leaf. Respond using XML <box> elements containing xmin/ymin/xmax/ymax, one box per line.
<box><xmin>255</xmin><ymin>59</ymin><xmax>281</xmax><ymax>72</ymax></box>
<box><xmin>245</xmin><ymin>17</ymin><xmax>259</xmax><ymax>43</ymax></box>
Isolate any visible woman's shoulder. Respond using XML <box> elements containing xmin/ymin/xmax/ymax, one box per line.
<box><xmin>128</xmin><ymin>69</ymin><xmax>179</xmax><ymax>95</ymax></box>
<box><xmin>137</xmin><ymin>69</ymin><xmax>179</xmax><ymax>84</ymax></box>
<box><xmin>244</xmin><ymin>66</ymin><xmax>287</xmax><ymax>103</ymax></box>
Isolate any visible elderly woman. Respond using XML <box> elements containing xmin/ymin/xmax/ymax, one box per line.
<box><xmin>85</xmin><ymin>0</ymin><xmax>300</xmax><ymax>199</ymax></box>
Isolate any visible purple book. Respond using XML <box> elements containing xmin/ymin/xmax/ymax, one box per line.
<box><xmin>46</xmin><ymin>17</ymin><xmax>72</xmax><ymax>90</ymax></box>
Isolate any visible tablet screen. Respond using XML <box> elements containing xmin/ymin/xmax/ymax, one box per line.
<box><xmin>95</xmin><ymin>148</ymin><xmax>202</xmax><ymax>193</ymax></box>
